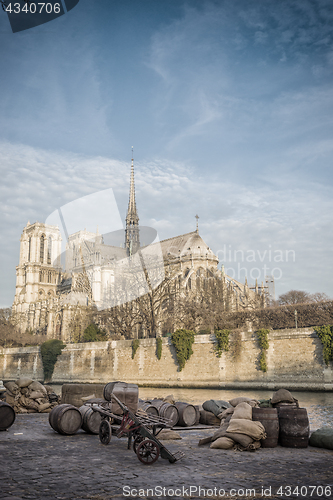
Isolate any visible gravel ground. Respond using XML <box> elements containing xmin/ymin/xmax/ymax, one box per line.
<box><xmin>0</xmin><ymin>413</ymin><xmax>332</xmax><ymax>500</ymax></box>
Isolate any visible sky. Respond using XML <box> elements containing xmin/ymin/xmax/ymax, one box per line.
<box><xmin>1</xmin><ymin>0</ymin><xmax>333</xmax><ymax>307</ymax></box>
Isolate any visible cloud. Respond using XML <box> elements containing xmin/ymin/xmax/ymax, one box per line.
<box><xmin>1</xmin><ymin>140</ymin><xmax>332</xmax><ymax>306</ymax></box>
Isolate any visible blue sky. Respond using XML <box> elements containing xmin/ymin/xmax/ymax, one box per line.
<box><xmin>1</xmin><ymin>0</ymin><xmax>333</xmax><ymax>306</ymax></box>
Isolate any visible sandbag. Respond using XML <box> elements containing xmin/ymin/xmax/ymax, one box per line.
<box><xmin>271</xmin><ymin>389</ymin><xmax>295</xmax><ymax>405</ymax></box>
<box><xmin>231</xmin><ymin>402</ymin><xmax>252</xmax><ymax>420</ymax></box>
<box><xmin>158</xmin><ymin>430</ymin><xmax>182</xmax><ymax>440</ymax></box>
<box><xmin>203</xmin><ymin>400</ymin><xmax>231</xmax><ymax>417</ymax></box>
<box><xmin>29</xmin><ymin>381</ymin><xmax>47</xmax><ymax>394</ymax></box>
<box><xmin>229</xmin><ymin>396</ymin><xmax>257</xmax><ymax>407</ymax></box>
<box><xmin>38</xmin><ymin>402</ymin><xmax>51</xmax><ymax>412</ymax></box>
<box><xmin>236</xmin><ymin>440</ymin><xmax>261</xmax><ymax>452</ymax></box>
<box><xmin>36</xmin><ymin>397</ymin><xmax>49</xmax><ymax>405</ymax></box>
<box><xmin>16</xmin><ymin>378</ymin><xmax>33</xmax><ymax>388</ymax></box>
<box><xmin>218</xmin><ymin>407</ymin><xmax>234</xmax><ymax>419</ymax></box>
<box><xmin>225</xmin><ymin>432</ymin><xmax>253</xmax><ymax>448</ymax></box>
<box><xmin>5</xmin><ymin>394</ymin><xmax>16</xmax><ymax>406</ymax></box>
<box><xmin>163</xmin><ymin>395</ymin><xmax>175</xmax><ymax>404</ymax></box>
<box><xmin>4</xmin><ymin>381</ymin><xmax>19</xmax><ymax>395</ymax></box>
<box><xmin>30</xmin><ymin>391</ymin><xmax>45</xmax><ymax>400</ymax></box>
<box><xmin>19</xmin><ymin>395</ymin><xmax>39</xmax><ymax>411</ymax></box>
<box><xmin>43</xmin><ymin>385</ymin><xmax>54</xmax><ymax>394</ymax></box>
<box><xmin>227</xmin><ymin>419</ymin><xmax>267</xmax><ymax>441</ymax></box>
<box><xmin>309</xmin><ymin>428</ymin><xmax>333</xmax><ymax>450</ymax></box>
<box><xmin>212</xmin><ymin>421</ymin><xmax>230</xmax><ymax>441</ymax></box>
<box><xmin>210</xmin><ymin>437</ymin><xmax>235</xmax><ymax>449</ymax></box>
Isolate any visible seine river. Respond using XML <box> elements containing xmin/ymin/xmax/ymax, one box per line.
<box><xmin>52</xmin><ymin>385</ymin><xmax>333</xmax><ymax>430</ymax></box>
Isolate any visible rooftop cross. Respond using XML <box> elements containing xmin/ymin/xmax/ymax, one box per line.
<box><xmin>195</xmin><ymin>214</ymin><xmax>199</xmax><ymax>234</ymax></box>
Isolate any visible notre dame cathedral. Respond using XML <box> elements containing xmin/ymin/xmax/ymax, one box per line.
<box><xmin>12</xmin><ymin>157</ymin><xmax>266</xmax><ymax>340</ymax></box>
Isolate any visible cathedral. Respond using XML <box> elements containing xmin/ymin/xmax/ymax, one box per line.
<box><xmin>12</xmin><ymin>157</ymin><xmax>266</xmax><ymax>340</ymax></box>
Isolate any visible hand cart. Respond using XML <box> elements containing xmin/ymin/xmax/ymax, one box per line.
<box><xmin>88</xmin><ymin>394</ymin><xmax>185</xmax><ymax>465</ymax></box>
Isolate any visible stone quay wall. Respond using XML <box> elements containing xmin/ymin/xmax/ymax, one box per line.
<box><xmin>1</xmin><ymin>328</ymin><xmax>332</xmax><ymax>391</ymax></box>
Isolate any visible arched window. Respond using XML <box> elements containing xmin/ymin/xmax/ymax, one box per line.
<box><xmin>28</xmin><ymin>237</ymin><xmax>31</xmax><ymax>262</ymax></box>
<box><xmin>40</xmin><ymin>235</ymin><xmax>45</xmax><ymax>263</ymax></box>
<box><xmin>47</xmin><ymin>237</ymin><xmax>52</xmax><ymax>264</ymax></box>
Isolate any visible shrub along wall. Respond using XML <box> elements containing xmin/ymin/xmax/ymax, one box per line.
<box><xmin>216</xmin><ymin>301</ymin><xmax>333</xmax><ymax>331</ymax></box>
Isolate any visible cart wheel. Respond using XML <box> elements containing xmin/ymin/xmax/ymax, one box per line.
<box><xmin>99</xmin><ymin>420</ymin><xmax>112</xmax><ymax>445</ymax></box>
<box><xmin>136</xmin><ymin>439</ymin><xmax>160</xmax><ymax>465</ymax></box>
<box><xmin>133</xmin><ymin>435</ymin><xmax>145</xmax><ymax>454</ymax></box>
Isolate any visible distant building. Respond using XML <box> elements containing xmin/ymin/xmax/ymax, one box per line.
<box><xmin>12</xmin><ymin>157</ymin><xmax>265</xmax><ymax>340</ymax></box>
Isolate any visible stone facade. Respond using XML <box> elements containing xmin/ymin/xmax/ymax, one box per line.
<box><xmin>12</xmin><ymin>159</ymin><xmax>265</xmax><ymax>340</ymax></box>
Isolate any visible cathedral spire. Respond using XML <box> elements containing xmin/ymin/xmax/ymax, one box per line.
<box><xmin>125</xmin><ymin>150</ymin><xmax>140</xmax><ymax>255</ymax></box>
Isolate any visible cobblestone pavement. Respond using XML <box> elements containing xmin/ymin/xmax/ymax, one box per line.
<box><xmin>0</xmin><ymin>414</ymin><xmax>332</xmax><ymax>500</ymax></box>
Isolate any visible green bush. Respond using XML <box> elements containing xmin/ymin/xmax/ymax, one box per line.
<box><xmin>256</xmin><ymin>328</ymin><xmax>269</xmax><ymax>372</ymax></box>
<box><xmin>156</xmin><ymin>337</ymin><xmax>162</xmax><ymax>360</ymax></box>
<box><xmin>259</xmin><ymin>350</ymin><xmax>268</xmax><ymax>372</ymax></box>
<box><xmin>214</xmin><ymin>329</ymin><xmax>230</xmax><ymax>357</ymax></box>
<box><xmin>132</xmin><ymin>339</ymin><xmax>140</xmax><ymax>359</ymax></box>
<box><xmin>171</xmin><ymin>329</ymin><xmax>195</xmax><ymax>371</ymax></box>
<box><xmin>40</xmin><ymin>339</ymin><xmax>66</xmax><ymax>382</ymax></box>
<box><xmin>314</xmin><ymin>325</ymin><xmax>333</xmax><ymax>365</ymax></box>
<box><xmin>83</xmin><ymin>323</ymin><xmax>108</xmax><ymax>342</ymax></box>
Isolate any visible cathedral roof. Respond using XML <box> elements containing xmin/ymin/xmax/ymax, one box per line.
<box><xmin>159</xmin><ymin>231</ymin><xmax>218</xmax><ymax>262</ymax></box>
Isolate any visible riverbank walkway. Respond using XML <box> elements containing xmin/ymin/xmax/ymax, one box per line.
<box><xmin>1</xmin><ymin>414</ymin><xmax>332</xmax><ymax>500</ymax></box>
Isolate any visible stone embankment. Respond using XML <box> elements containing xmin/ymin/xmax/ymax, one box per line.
<box><xmin>1</xmin><ymin>328</ymin><xmax>333</xmax><ymax>390</ymax></box>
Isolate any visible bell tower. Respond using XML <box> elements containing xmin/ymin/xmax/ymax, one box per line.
<box><xmin>125</xmin><ymin>152</ymin><xmax>140</xmax><ymax>255</ymax></box>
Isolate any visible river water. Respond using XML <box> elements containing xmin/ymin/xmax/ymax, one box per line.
<box><xmin>52</xmin><ymin>385</ymin><xmax>333</xmax><ymax>431</ymax></box>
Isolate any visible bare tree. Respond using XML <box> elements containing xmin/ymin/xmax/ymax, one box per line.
<box><xmin>278</xmin><ymin>290</ymin><xmax>331</xmax><ymax>306</ymax></box>
<box><xmin>310</xmin><ymin>292</ymin><xmax>331</xmax><ymax>303</ymax></box>
<box><xmin>278</xmin><ymin>290</ymin><xmax>311</xmax><ymax>305</ymax></box>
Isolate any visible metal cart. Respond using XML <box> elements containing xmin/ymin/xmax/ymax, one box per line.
<box><xmin>88</xmin><ymin>394</ymin><xmax>185</xmax><ymax>465</ymax></box>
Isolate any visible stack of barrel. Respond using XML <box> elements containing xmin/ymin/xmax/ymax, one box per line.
<box><xmin>138</xmin><ymin>398</ymin><xmax>199</xmax><ymax>427</ymax></box>
<box><xmin>253</xmin><ymin>389</ymin><xmax>309</xmax><ymax>448</ymax></box>
<box><xmin>49</xmin><ymin>381</ymin><xmax>140</xmax><ymax>435</ymax></box>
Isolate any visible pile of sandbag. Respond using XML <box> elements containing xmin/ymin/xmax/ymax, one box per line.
<box><xmin>200</xmin><ymin>399</ymin><xmax>231</xmax><ymax>426</ymax></box>
<box><xmin>4</xmin><ymin>378</ymin><xmax>60</xmax><ymax>414</ymax></box>
<box><xmin>199</xmin><ymin>396</ymin><xmax>267</xmax><ymax>451</ymax></box>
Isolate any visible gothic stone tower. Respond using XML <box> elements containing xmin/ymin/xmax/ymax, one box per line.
<box><xmin>125</xmin><ymin>156</ymin><xmax>140</xmax><ymax>255</ymax></box>
<box><xmin>12</xmin><ymin>222</ymin><xmax>62</xmax><ymax>333</ymax></box>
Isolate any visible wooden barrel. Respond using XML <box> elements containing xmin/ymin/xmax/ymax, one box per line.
<box><xmin>138</xmin><ymin>401</ymin><xmax>159</xmax><ymax>417</ymax></box>
<box><xmin>252</xmin><ymin>407</ymin><xmax>279</xmax><ymax>448</ymax></box>
<box><xmin>103</xmin><ymin>382</ymin><xmax>138</xmax><ymax>415</ymax></box>
<box><xmin>194</xmin><ymin>405</ymin><xmax>200</xmax><ymax>426</ymax></box>
<box><xmin>151</xmin><ymin>399</ymin><xmax>179</xmax><ymax>426</ymax></box>
<box><xmin>0</xmin><ymin>401</ymin><xmax>16</xmax><ymax>431</ymax></box>
<box><xmin>79</xmin><ymin>405</ymin><xmax>102</xmax><ymax>434</ymax></box>
<box><xmin>199</xmin><ymin>409</ymin><xmax>220</xmax><ymax>426</ymax></box>
<box><xmin>61</xmin><ymin>384</ymin><xmax>105</xmax><ymax>407</ymax></box>
<box><xmin>49</xmin><ymin>404</ymin><xmax>82</xmax><ymax>435</ymax></box>
<box><xmin>175</xmin><ymin>402</ymin><xmax>197</xmax><ymax>427</ymax></box>
<box><xmin>278</xmin><ymin>407</ymin><xmax>309</xmax><ymax>448</ymax></box>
